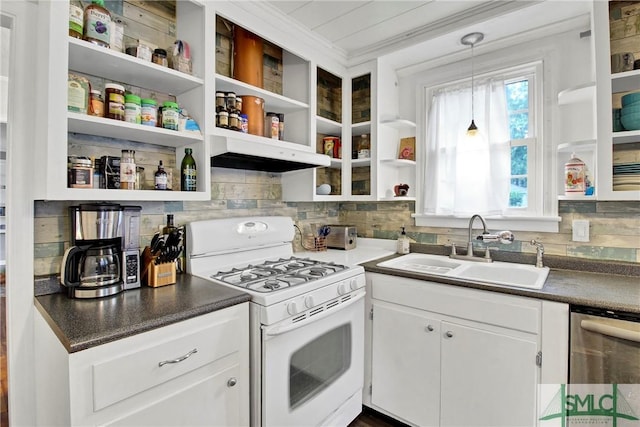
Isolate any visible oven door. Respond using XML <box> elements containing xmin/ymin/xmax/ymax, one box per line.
<box><xmin>261</xmin><ymin>292</ymin><xmax>364</xmax><ymax>427</ymax></box>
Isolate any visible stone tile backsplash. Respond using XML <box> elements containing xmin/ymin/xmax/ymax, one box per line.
<box><xmin>34</xmin><ymin>169</ymin><xmax>640</xmax><ymax>276</ymax></box>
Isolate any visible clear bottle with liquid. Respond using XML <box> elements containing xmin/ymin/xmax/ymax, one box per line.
<box><xmin>396</xmin><ymin>226</ymin><xmax>410</xmax><ymax>255</ymax></box>
<box><xmin>154</xmin><ymin>160</ymin><xmax>168</xmax><ymax>190</ymax></box>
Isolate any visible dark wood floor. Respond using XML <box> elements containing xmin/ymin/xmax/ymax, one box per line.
<box><xmin>349</xmin><ymin>407</ymin><xmax>408</xmax><ymax>427</ymax></box>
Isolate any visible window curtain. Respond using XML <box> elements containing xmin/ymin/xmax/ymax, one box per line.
<box><xmin>422</xmin><ymin>79</ymin><xmax>511</xmax><ymax>216</ymax></box>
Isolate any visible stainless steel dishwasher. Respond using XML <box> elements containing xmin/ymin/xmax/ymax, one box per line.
<box><xmin>570</xmin><ymin>305</ymin><xmax>640</xmax><ymax>384</ymax></box>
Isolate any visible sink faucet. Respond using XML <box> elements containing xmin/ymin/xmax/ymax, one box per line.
<box><xmin>450</xmin><ymin>214</ymin><xmax>514</xmax><ymax>263</ymax></box>
<box><xmin>530</xmin><ymin>240</ymin><xmax>544</xmax><ymax>268</ymax></box>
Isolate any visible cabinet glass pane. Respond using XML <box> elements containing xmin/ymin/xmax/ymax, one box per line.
<box><xmin>317</xmin><ymin>68</ymin><xmax>341</xmax><ymax>123</ymax></box>
<box><xmin>1</xmin><ymin>13</ymin><xmax>9</xmax><ymax>424</ymax></box>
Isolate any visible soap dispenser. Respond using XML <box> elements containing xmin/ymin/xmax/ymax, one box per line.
<box><xmin>397</xmin><ymin>226</ymin><xmax>410</xmax><ymax>254</ymax></box>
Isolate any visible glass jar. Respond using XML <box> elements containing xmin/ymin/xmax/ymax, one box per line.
<box><xmin>265</xmin><ymin>112</ymin><xmax>279</xmax><ymax>139</ymax></box>
<box><xmin>215</xmin><ymin>92</ymin><xmax>226</xmax><ymax>111</ymax></box>
<box><xmin>152</xmin><ymin>48</ymin><xmax>168</xmax><ymax>67</ymax></box>
<box><xmin>104</xmin><ymin>83</ymin><xmax>125</xmax><ymax>121</ymax></box>
<box><xmin>216</xmin><ymin>109</ymin><xmax>229</xmax><ymax>129</ymax></box>
<box><xmin>140</xmin><ymin>98</ymin><xmax>157</xmax><ymax>126</ymax></box>
<box><xmin>124</xmin><ymin>94</ymin><xmax>141</xmax><ymax>124</ymax></box>
<box><xmin>161</xmin><ymin>101</ymin><xmax>179</xmax><ymax>130</ymax></box>
<box><xmin>235</xmin><ymin>96</ymin><xmax>243</xmax><ymax>113</ymax></box>
<box><xmin>68</xmin><ymin>0</ymin><xmax>84</xmax><ymax>39</ymax></box>
<box><xmin>120</xmin><ymin>150</ymin><xmax>136</xmax><ymax>190</ymax></box>
<box><xmin>225</xmin><ymin>92</ymin><xmax>236</xmax><ymax>112</ymax></box>
<box><xmin>68</xmin><ymin>156</ymin><xmax>93</xmax><ymax>188</ymax></box>
<box><xmin>89</xmin><ymin>89</ymin><xmax>104</xmax><ymax>117</ymax></box>
<box><xmin>83</xmin><ymin>0</ymin><xmax>111</xmax><ymax>48</ymax></box>
<box><xmin>229</xmin><ymin>111</ymin><xmax>240</xmax><ymax>131</ymax></box>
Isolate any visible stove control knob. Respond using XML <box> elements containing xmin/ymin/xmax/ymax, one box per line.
<box><xmin>349</xmin><ymin>278</ymin><xmax>360</xmax><ymax>291</ymax></box>
<box><xmin>287</xmin><ymin>301</ymin><xmax>299</xmax><ymax>315</ymax></box>
<box><xmin>337</xmin><ymin>282</ymin><xmax>349</xmax><ymax>295</ymax></box>
<box><xmin>304</xmin><ymin>296</ymin><xmax>314</xmax><ymax>309</ymax></box>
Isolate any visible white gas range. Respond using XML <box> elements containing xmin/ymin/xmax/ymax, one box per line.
<box><xmin>186</xmin><ymin>216</ymin><xmax>365</xmax><ymax>427</ymax></box>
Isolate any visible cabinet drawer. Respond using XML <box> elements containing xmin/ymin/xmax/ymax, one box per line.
<box><xmin>92</xmin><ymin>309</ymin><xmax>241</xmax><ymax>411</ymax></box>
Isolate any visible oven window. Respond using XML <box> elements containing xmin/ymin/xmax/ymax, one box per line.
<box><xmin>289</xmin><ymin>323</ymin><xmax>351</xmax><ymax>409</ymax></box>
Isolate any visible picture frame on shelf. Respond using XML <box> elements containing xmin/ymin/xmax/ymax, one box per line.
<box><xmin>398</xmin><ymin>137</ymin><xmax>415</xmax><ymax>160</ymax></box>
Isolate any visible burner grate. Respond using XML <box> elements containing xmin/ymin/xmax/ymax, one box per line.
<box><xmin>211</xmin><ymin>257</ymin><xmax>348</xmax><ymax>291</ymax></box>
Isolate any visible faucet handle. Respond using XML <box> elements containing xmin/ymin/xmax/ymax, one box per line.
<box><xmin>450</xmin><ymin>243</ymin><xmax>457</xmax><ymax>255</ymax></box>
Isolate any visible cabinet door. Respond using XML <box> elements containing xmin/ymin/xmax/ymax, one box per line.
<box><xmin>370</xmin><ymin>301</ymin><xmax>440</xmax><ymax>427</ymax></box>
<box><xmin>440</xmin><ymin>322</ymin><xmax>538</xmax><ymax>427</ymax></box>
<box><xmin>105</xmin><ymin>363</ymin><xmax>242</xmax><ymax>427</ymax></box>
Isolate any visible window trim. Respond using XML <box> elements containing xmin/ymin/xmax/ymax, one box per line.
<box><xmin>415</xmin><ymin>60</ymin><xmax>559</xmax><ymax>232</ymax></box>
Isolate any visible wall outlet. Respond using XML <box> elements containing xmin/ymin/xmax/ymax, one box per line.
<box><xmin>572</xmin><ymin>219</ymin><xmax>590</xmax><ymax>242</ymax></box>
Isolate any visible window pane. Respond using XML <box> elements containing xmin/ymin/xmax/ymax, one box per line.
<box><xmin>506</xmin><ymin>80</ymin><xmax>528</xmax><ymax>110</ymax></box>
<box><xmin>511</xmin><ymin>145</ymin><xmax>528</xmax><ymax>175</ymax></box>
<box><xmin>506</xmin><ymin>80</ymin><xmax>529</xmax><ymax>140</ymax></box>
<box><xmin>510</xmin><ymin>178</ymin><xmax>528</xmax><ymax>208</ymax></box>
<box><xmin>508</xmin><ymin>112</ymin><xmax>529</xmax><ymax>140</ymax></box>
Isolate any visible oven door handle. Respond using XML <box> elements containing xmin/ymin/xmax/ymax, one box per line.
<box><xmin>581</xmin><ymin>319</ymin><xmax>640</xmax><ymax>343</ymax></box>
<box><xmin>263</xmin><ymin>292</ymin><xmax>365</xmax><ymax>337</ymax></box>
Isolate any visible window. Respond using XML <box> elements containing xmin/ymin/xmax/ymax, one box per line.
<box><xmin>415</xmin><ymin>61</ymin><xmax>559</xmax><ymax>232</ymax></box>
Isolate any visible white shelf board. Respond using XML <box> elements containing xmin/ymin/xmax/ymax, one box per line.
<box><xmin>379</xmin><ymin>196</ymin><xmax>415</xmax><ymax>201</ymax></box>
<box><xmin>352</xmin><ymin>158</ymin><xmax>371</xmax><ymax>167</ymax></box>
<box><xmin>557</xmin><ymin>82</ymin><xmax>595</xmax><ymax>105</ymax></box>
<box><xmin>380</xmin><ymin>158</ymin><xmax>416</xmax><ymax>167</ymax></box>
<box><xmin>215</xmin><ymin>74</ymin><xmax>309</xmax><ymax>113</ymax></box>
<box><xmin>611</xmin><ymin>69</ymin><xmax>640</xmax><ymax>93</ymax></box>
<box><xmin>352</xmin><ymin>121</ymin><xmax>371</xmax><ymax>135</ymax></box>
<box><xmin>68</xmin><ymin>38</ymin><xmax>203</xmax><ymax>95</ymax></box>
<box><xmin>558</xmin><ymin>194</ymin><xmax>597</xmax><ymax>201</ymax></box>
<box><xmin>316</xmin><ymin>116</ymin><xmax>342</xmax><ymax>135</ymax></box>
<box><xmin>55</xmin><ymin>188</ymin><xmax>210</xmax><ymax>201</ymax></box>
<box><xmin>612</xmin><ymin>130</ymin><xmax>640</xmax><ymax>145</ymax></box>
<box><xmin>68</xmin><ymin>113</ymin><xmax>203</xmax><ymax>147</ymax></box>
<box><xmin>556</xmin><ymin>139</ymin><xmax>597</xmax><ymax>153</ymax></box>
<box><xmin>329</xmin><ymin>158</ymin><xmax>343</xmax><ymax>169</ymax></box>
<box><xmin>380</xmin><ymin>118</ymin><xmax>416</xmax><ymax>130</ymax></box>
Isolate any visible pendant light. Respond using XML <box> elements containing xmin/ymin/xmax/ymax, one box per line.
<box><xmin>461</xmin><ymin>32</ymin><xmax>484</xmax><ymax>136</ymax></box>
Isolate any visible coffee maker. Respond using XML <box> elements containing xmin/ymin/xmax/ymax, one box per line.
<box><xmin>61</xmin><ymin>203</ymin><xmax>141</xmax><ymax>298</ymax></box>
<box><xmin>122</xmin><ymin>205</ymin><xmax>141</xmax><ymax>290</ymax></box>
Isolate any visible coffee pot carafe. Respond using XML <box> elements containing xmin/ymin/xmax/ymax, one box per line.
<box><xmin>61</xmin><ymin>244</ymin><xmax>121</xmax><ymax>287</ymax></box>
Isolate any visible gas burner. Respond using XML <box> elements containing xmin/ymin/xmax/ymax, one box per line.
<box><xmin>210</xmin><ymin>256</ymin><xmax>349</xmax><ymax>292</ymax></box>
<box><xmin>308</xmin><ymin>267</ymin><xmax>329</xmax><ymax>277</ymax></box>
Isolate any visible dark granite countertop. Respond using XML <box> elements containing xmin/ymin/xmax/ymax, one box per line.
<box><xmin>363</xmin><ymin>252</ymin><xmax>640</xmax><ymax>315</ymax></box>
<box><xmin>35</xmin><ymin>274</ymin><xmax>251</xmax><ymax>353</ymax></box>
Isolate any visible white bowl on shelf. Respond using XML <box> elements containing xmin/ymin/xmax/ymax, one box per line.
<box><xmin>316</xmin><ymin>184</ymin><xmax>331</xmax><ymax>195</ymax></box>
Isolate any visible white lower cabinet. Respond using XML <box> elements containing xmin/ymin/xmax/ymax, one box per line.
<box><xmin>365</xmin><ymin>273</ymin><xmax>568</xmax><ymax>427</ymax></box>
<box><xmin>34</xmin><ymin>303</ymin><xmax>249</xmax><ymax>427</ymax></box>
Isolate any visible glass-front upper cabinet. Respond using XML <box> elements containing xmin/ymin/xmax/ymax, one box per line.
<box><xmin>351</xmin><ymin>73</ymin><xmax>371</xmax><ymax>197</ymax></box>
<box><xmin>316</xmin><ymin>67</ymin><xmax>343</xmax><ymax>197</ymax></box>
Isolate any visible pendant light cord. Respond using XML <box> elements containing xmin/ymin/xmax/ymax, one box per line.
<box><xmin>470</xmin><ymin>42</ymin><xmax>475</xmax><ymax>121</ymax></box>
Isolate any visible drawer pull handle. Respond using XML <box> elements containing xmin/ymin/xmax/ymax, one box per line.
<box><xmin>227</xmin><ymin>377</ymin><xmax>237</xmax><ymax>387</ymax></box>
<box><xmin>426</xmin><ymin>325</ymin><xmax>434</xmax><ymax>332</ymax></box>
<box><xmin>445</xmin><ymin>331</ymin><xmax>454</xmax><ymax>338</ymax></box>
<box><xmin>158</xmin><ymin>348</ymin><xmax>198</xmax><ymax>367</ymax></box>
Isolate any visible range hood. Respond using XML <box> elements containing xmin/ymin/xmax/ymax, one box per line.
<box><xmin>210</xmin><ymin>134</ymin><xmax>331</xmax><ymax>173</ymax></box>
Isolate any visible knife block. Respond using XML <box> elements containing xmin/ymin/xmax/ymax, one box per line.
<box><xmin>141</xmin><ymin>246</ymin><xmax>177</xmax><ymax>287</ymax></box>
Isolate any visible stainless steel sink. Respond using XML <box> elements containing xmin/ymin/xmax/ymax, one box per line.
<box><xmin>377</xmin><ymin>253</ymin><xmax>549</xmax><ymax>289</ymax></box>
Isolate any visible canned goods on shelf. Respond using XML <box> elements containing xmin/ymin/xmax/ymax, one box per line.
<box><xmin>162</xmin><ymin>101</ymin><xmax>179</xmax><ymax>130</ymax></box>
<box><xmin>124</xmin><ymin>94</ymin><xmax>142</xmax><ymax>124</ymax></box>
<box><xmin>141</xmin><ymin>98</ymin><xmax>157</xmax><ymax>126</ymax></box>
<box><xmin>105</xmin><ymin>83</ymin><xmax>125</xmax><ymax>121</ymax></box>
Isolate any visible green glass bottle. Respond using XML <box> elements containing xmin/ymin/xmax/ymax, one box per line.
<box><xmin>181</xmin><ymin>148</ymin><xmax>197</xmax><ymax>191</ymax></box>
